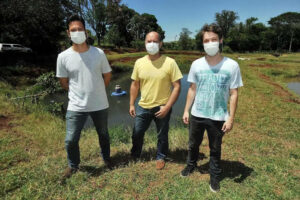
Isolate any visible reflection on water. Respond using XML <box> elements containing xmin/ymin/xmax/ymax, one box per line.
<box><xmin>288</xmin><ymin>82</ymin><xmax>300</xmax><ymax>96</ymax></box>
<box><xmin>50</xmin><ymin>77</ymin><xmax>299</xmax><ymax>128</ymax></box>
<box><xmin>106</xmin><ymin>73</ymin><xmax>189</xmax><ymax>126</ymax></box>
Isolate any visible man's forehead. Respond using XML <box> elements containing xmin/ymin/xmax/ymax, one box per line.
<box><xmin>146</xmin><ymin>33</ymin><xmax>159</xmax><ymax>40</ymax></box>
<box><xmin>203</xmin><ymin>31</ymin><xmax>219</xmax><ymax>39</ymax></box>
<box><xmin>69</xmin><ymin>21</ymin><xmax>84</xmax><ymax>27</ymax></box>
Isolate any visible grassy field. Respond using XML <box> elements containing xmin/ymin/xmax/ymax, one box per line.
<box><xmin>0</xmin><ymin>52</ymin><xmax>299</xmax><ymax>199</ymax></box>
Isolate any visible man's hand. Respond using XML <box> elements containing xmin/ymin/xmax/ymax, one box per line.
<box><xmin>182</xmin><ymin>111</ymin><xmax>189</xmax><ymax>125</ymax></box>
<box><xmin>222</xmin><ymin>119</ymin><xmax>234</xmax><ymax>133</ymax></box>
<box><xmin>59</xmin><ymin>78</ymin><xmax>69</xmax><ymax>91</ymax></box>
<box><xmin>155</xmin><ymin>105</ymin><xmax>170</xmax><ymax>119</ymax></box>
<box><xmin>129</xmin><ymin>105</ymin><xmax>136</xmax><ymax>118</ymax></box>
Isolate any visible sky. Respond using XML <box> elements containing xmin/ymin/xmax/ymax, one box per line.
<box><xmin>122</xmin><ymin>0</ymin><xmax>300</xmax><ymax>42</ymax></box>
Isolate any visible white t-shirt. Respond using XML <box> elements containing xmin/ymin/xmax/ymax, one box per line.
<box><xmin>56</xmin><ymin>46</ymin><xmax>111</xmax><ymax>112</ymax></box>
<box><xmin>188</xmin><ymin>57</ymin><xmax>243</xmax><ymax>121</ymax></box>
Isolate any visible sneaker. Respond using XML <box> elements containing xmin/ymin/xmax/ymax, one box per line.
<box><xmin>156</xmin><ymin>159</ymin><xmax>165</xmax><ymax>170</ymax></box>
<box><xmin>63</xmin><ymin>167</ymin><xmax>78</xmax><ymax>178</ymax></box>
<box><xmin>209</xmin><ymin>178</ymin><xmax>220</xmax><ymax>193</ymax></box>
<box><xmin>131</xmin><ymin>155</ymin><xmax>140</xmax><ymax>162</ymax></box>
<box><xmin>180</xmin><ymin>165</ymin><xmax>195</xmax><ymax>177</ymax></box>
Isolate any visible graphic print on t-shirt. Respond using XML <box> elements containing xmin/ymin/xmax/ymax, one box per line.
<box><xmin>188</xmin><ymin>57</ymin><xmax>243</xmax><ymax>121</ymax></box>
<box><xmin>194</xmin><ymin>69</ymin><xmax>230</xmax><ymax>118</ymax></box>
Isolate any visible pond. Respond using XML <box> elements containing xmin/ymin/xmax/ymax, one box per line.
<box><xmin>288</xmin><ymin>82</ymin><xmax>300</xmax><ymax>96</ymax></box>
<box><xmin>49</xmin><ymin>73</ymin><xmax>190</xmax><ymax>127</ymax></box>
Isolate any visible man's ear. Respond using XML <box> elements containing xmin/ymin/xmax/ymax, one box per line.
<box><xmin>159</xmin><ymin>41</ymin><xmax>163</xmax><ymax>48</ymax></box>
<box><xmin>67</xmin><ymin>30</ymin><xmax>71</xmax><ymax>38</ymax></box>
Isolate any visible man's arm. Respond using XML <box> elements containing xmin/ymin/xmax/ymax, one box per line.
<box><xmin>129</xmin><ymin>80</ymin><xmax>140</xmax><ymax>117</ymax></box>
<box><xmin>182</xmin><ymin>83</ymin><xmax>196</xmax><ymax>124</ymax></box>
<box><xmin>222</xmin><ymin>88</ymin><xmax>238</xmax><ymax>133</ymax></box>
<box><xmin>103</xmin><ymin>72</ymin><xmax>112</xmax><ymax>87</ymax></box>
<box><xmin>59</xmin><ymin>78</ymin><xmax>69</xmax><ymax>91</ymax></box>
<box><xmin>155</xmin><ymin>80</ymin><xmax>181</xmax><ymax>119</ymax></box>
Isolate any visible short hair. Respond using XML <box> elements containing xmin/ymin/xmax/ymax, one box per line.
<box><xmin>67</xmin><ymin>14</ymin><xmax>85</xmax><ymax>30</ymax></box>
<box><xmin>145</xmin><ymin>31</ymin><xmax>161</xmax><ymax>42</ymax></box>
<box><xmin>200</xmin><ymin>23</ymin><xmax>223</xmax><ymax>40</ymax></box>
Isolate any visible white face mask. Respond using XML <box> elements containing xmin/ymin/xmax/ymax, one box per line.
<box><xmin>70</xmin><ymin>31</ymin><xmax>86</xmax><ymax>44</ymax></box>
<box><xmin>203</xmin><ymin>42</ymin><xmax>219</xmax><ymax>56</ymax></box>
<box><xmin>146</xmin><ymin>42</ymin><xmax>160</xmax><ymax>55</ymax></box>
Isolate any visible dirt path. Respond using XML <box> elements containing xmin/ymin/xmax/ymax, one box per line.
<box><xmin>0</xmin><ymin>114</ymin><xmax>14</xmax><ymax>130</ymax></box>
<box><xmin>259</xmin><ymin>73</ymin><xmax>300</xmax><ymax>104</ymax></box>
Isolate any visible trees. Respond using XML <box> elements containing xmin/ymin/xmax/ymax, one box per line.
<box><xmin>0</xmin><ymin>0</ymin><xmax>166</xmax><ymax>51</ymax></box>
<box><xmin>269</xmin><ymin>12</ymin><xmax>300</xmax><ymax>52</ymax></box>
<box><xmin>178</xmin><ymin>28</ymin><xmax>193</xmax><ymax>50</ymax></box>
<box><xmin>0</xmin><ymin>0</ymin><xmax>76</xmax><ymax>53</ymax></box>
<box><xmin>215</xmin><ymin>10</ymin><xmax>239</xmax><ymax>40</ymax></box>
<box><xmin>77</xmin><ymin>0</ymin><xmax>107</xmax><ymax>46</ymax></box>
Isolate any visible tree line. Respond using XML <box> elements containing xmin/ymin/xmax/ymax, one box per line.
<box><xmin>0</xmin><ymin>0</ymin><xmax>164</xmax><ymax>53</ymax></box>
<box><xmin>0</xmin><ymin>1</ymin><xmax>299</xmax><ymax>53</ymax></box>
<box><xmin>169</xmin><ymin>10</ymin><xmax>300</xmax><ymax>52</ymax></box>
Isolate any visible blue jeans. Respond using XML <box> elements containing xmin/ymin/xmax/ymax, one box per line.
<box><xmin>131</xmin><ymin>105</ymin><xmax>172</xmax><ymax>160</ymax></box>
<box><xmin>65</xmin><ymin>109</ymin><xmax>110</xmax><ymax>169</ymax></box>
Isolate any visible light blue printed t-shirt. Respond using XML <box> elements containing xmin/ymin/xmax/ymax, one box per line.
<box><xmin>188</xmin><ymin>57</ymin><xmax>243</xmax><ymax>121</ymax></box>
<box><xmin>56</xmin><ymin>46</ymin><xmax>111</xmax><ymax>112</ymax></box>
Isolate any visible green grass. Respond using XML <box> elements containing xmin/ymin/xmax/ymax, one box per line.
<box><xmin>0</xmin><ymin>52</ymin><xmax>299</xmax><ymax>199</ymax></box>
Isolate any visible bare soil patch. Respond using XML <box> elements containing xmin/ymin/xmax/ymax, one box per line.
<box><xmin>259</xmin><ymin>74</ymin><xmax>300</xmax><ymax>104</ymax></box>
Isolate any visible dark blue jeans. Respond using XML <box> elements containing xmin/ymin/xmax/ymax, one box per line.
<box><xmin>187</xmin><ymin>115</ymin><xmax>225</xmax><ymax>180</ymax></box>
<box><xmin>131</xmin><ymin>105</ymin><xmax>172</xmax><ymax>160</ymax></box>
<box><xmin>65</xmin><ymin>109</ymin><xmax>110</xmax><ymax>169</ymax></box>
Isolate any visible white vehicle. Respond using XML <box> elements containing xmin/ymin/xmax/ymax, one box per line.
<box><xmin>0</xmin><ymin>43</ymin><xmax>32</xmax><ymax>53</ymax></box>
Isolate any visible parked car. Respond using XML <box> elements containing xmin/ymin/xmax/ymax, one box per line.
<box><xmin>0</xmin><ymin>43</ymin><xmax>32</xmax><ymax>53</ymax></box>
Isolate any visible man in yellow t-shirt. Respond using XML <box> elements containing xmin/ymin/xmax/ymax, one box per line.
<box><xmin>129</xmin><ymin>31</ymin><xmax>183</xmax><ymax>170</ymax></box>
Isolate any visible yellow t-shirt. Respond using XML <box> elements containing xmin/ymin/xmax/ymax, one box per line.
<box><xmin>131</xmin><ymin>55</ymin><xmax>183</xmax><ymax>109</ymax></box>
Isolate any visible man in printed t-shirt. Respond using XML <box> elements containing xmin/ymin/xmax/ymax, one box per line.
<box><xmin>180</xmin><ymin>23</ymin><xmax>243</xmax><ymax>193</ymax></box>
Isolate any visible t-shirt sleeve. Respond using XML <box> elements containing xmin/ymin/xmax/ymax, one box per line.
<box><xmin>101</xmin><ymin>54</ymin><xmax>112</xmax><ymax>74</ymax></box>
<box><xmin>131</xmin><ymin>61</ymin><xmax>139</xmax><ymax>81</ymax></box>
<box><xmin>56</xmin><ymin>54</ymin><xmax>68</xmax><ymax>78</ymax></box>
<box><xmin>230</xmin><ymin>64</ymin><xmax>243</xmax><ymax>89</ymax></box>
<box><xmin>170</xmin><ymin>60</ymin><xmax>183</xmax><ymax>82</ymax></box>
<box><xmin>187</xmin><ymin>62</ymin><xmax>196</xmax><ymax>83</ymax></box>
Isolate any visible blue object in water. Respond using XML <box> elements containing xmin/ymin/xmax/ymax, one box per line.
<box><xmin>111</xmin><ymin>91</ymin><xmax>127</xmax><ymax>96</ymax></box>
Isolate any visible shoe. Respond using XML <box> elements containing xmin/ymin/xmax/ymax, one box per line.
<box><xmin>181</xmin><ymin>165</ymin><xmax>195</xmax><ymax>177</ymax></box>
<box><xmin>156</xmin><ymin>159</ymin><xmax>165</xmax><ymax>170</ymax></box>
<box><xmin>63</xmin><ymin>167</ymin><xmax>78</xmax><ymax>178</ymax></box>
<box><xmin>209</xmin><ymin>178</ymin><xmax>220</xmax><ymax>193</ymax></box>
<box><xmin>104</xmin><ymin>159</ymin><xmax>113</xmax><ymax>170</ymax></box>
<box><xmin>131</xmin><ymin>155</ymin><xmax>140</xmax><ymax>162</ymax></box>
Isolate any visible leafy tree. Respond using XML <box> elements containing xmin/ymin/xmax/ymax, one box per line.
<box><xmin>195</xmin><ymin>30</ymin><xmax>203</xmax><ymax>51</ymax></box>
<box><xmin>105</xmin><ymin>24</ymin><xmax>126</xmax><ymax>48</ymax></box>
<box><xmin>0</xmin><ymin>0</ymin><xmax>76</xmax><ymax>53</ymax></box>
<box><xmin>178</xmin><ymin>28</ymin><xmax>193</xmax><ymax>50</ymax></box>
<box><xmin>215</xmin><ymin>10</ymin><xmax>239</xmax><ymax>39</ymax></box>
<box><xmin>269</xmin><ymin>12</ymin><xmax>300</xmax><ymax>52</ymax></box>
<box><xmin>77</xmin><ymin>0</ymin><xmax>107</xmax><ymax>46</ymax></box>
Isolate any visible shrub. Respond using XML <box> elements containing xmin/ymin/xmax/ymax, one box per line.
<box><xmin>223</xmin><ymin>45</ymin><xmax>234</xmax><ymax>53</ymax></box>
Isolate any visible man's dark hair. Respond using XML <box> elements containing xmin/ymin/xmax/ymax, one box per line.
<box><xmin>67</xmin><ymin>14</ymin><xmax>85</xmax><ymax>30</ymax></box>
<box><xmin>200</xmin><ymin>23</ymin><xmax>223</xmax><ymax>40</ymax></box>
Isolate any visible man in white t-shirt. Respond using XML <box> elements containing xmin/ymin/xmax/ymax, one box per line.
<box><xmin>180</xmin><ymin>23</ymin><xmax>243</xmax><ymax>193</ymax></box>
<box><xmin>56</xmin><ymin>15</ymin><xmax>112</xmax><ymax>178</ymax></box>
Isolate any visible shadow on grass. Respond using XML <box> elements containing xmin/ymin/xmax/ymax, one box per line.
<box><xmin>77</xmin><ymin>150</ymin><xmax>252</xmax><ymax>184</ymax></box>
<box><xmin>198</xmin><ymin>160</ymin><xmax>254</xmax><ymax>183</ymax></box>
<box><xmin>79</xmin><ymin>147</ymin><xmax>206</xmax><ymax>177</ymax></box>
